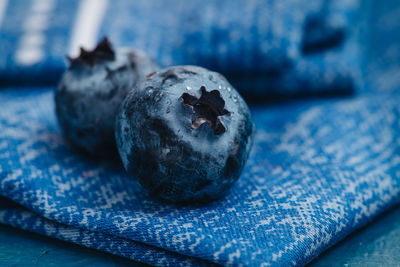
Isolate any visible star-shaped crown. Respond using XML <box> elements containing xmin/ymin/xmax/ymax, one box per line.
<box><xmin>182</xmin><ymin>86</ymin><xmax>230</xmax><ymax>136</ymax></box>
<box><xmin>67</xmin><ymin>37</ymin><xmax>115</xmax><ymax>68</ymax></box>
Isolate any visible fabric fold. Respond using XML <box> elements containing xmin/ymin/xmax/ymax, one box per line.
<box><xmin>0</xmin><ymin>197</ymin><xmax>214</xmax><ymax>266</ymax></box>
<box><xmin>1</xmin><ymin>87</ymin><xmax>399</xmax><ymax>265</ymax></box>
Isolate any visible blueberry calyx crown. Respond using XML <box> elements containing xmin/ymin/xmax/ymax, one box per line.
<box><xmin>67</xmin><ymin>37</ymin><xmax>116</xmax><ymax>68</ymax></box>
<box><xmin>182</xmin><ymin>86</ymin><xmax>230</xmax><ymax>136</ymax></box>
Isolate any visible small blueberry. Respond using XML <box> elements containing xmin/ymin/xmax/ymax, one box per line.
<box><xmin>115</xmin><ymin>66</ymin><xmax>255</xmax><ymax>203</ymax></box>
<box><xmin>55</xmin><ymin>38</ymin><xmax>159</xmax><ymax>156</ymax></box>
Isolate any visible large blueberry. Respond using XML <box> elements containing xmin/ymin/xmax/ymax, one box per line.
<box><xmin>115</xmin><ymin>66</ymin><xmax>255</xmax><ymax>203</ymax></box>
<box><xmin>55</xmin><ymin>38</ymin><xmax>159</xmax><ymax>156</ymax></box>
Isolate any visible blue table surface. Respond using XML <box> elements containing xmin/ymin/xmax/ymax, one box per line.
<box><xmin>0</xmin><ymin>224</ymin><xmax>145</xmax><ymax>266</ymax></box>
<box><xmin>1</xmin><ymin>203</ymin><xmax>400</xmax><ymax>266</ymax></box>
<box><xmin>310</xmin><ymin>204</ymin><xmax>400</xmax><ymax>267</ymax></box>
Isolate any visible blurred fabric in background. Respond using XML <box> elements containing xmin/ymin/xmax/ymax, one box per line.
<box><xmin>1</xmin><ymin>0</ymin><xmax>400</xmax><ymax>266</ymax></box>
<box><xmin>1</xmin><ymin>0</ymin><xmax>361</xmax><ymax>99</ymax></box>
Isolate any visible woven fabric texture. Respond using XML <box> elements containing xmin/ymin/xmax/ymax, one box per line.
<box><xmin>1</xmin><ymin>0</ymin><xmax>400</xmax><ymax>266</ymax></box>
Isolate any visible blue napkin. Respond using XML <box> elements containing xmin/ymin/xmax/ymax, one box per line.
<box><xmin>2</xmin><ymin>0</ymin><xmax>400</xmax><ymax>266</ymax></box>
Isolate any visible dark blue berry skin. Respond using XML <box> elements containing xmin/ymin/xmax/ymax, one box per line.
<box><xmin>115</xmin><ymin>66</ymin><xmax>255</xmax><ymax>203</ymax></box>
<box><xmin>55</xmin><ymin>39</ymin><xmax>159</xmax><ymax>156</ymax></box>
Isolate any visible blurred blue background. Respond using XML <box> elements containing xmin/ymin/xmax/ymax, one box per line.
<box><xmin>0</xmin><ymin>0</ymin><xmax>398</xmax><ymax>97</ymax></box>
<box><xmin>0</xmin><ymin>0</ymin><xmax>362</xmax><ymax>97</ymax></box>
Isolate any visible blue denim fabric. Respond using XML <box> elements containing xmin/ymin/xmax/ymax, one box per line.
<box><xmin>1</xmin><ymin>0</ymin><xmax>400</xmax><ymax>266</ymax></box>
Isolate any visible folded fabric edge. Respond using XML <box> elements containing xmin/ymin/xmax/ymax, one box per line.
<box><xmin>5</xmin><ymin>159</ymin><xmax>400</xmax><ymax>267</ymax></box>
<box><xmin>2</xmin><ymin>89</ymin><xmax>400</xmax><ymax>265</ymax></box>
<box><xmin>0</xmin><ymin>197</ymin><xmax>216</xmax><ymax>267</ymax></box>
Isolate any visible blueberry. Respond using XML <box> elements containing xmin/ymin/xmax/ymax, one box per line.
<box><xmin>55</xmin><ymin>38</ymin><xmax>159</xmax><ymax>156</ymax></box>
<box><xmin>115</xmin><ymin>66</ymin><xmax>255</xmax><ymax>203</ymax></box>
